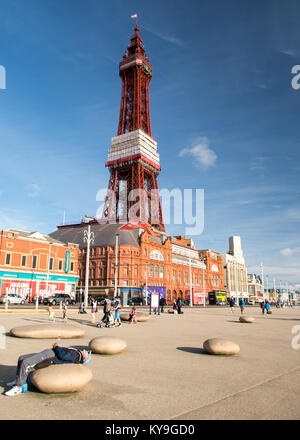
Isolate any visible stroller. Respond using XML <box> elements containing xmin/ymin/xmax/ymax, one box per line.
<box><xmin>97</xmin><ymin>310</ymin><xmax>115</xmax><ymax>328</ymax></box>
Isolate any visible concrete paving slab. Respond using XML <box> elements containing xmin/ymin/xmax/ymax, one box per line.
<box><xmin>0</xmin><ymin>306</ymin><xmax>299</xmax><ymax>420</ymax></box>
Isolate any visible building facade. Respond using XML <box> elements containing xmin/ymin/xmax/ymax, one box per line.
<box><xmin>50</xmin><ymin>223</ymin><xmax>216</xmax><ymax>305</ymax></box>
<box><xmin>222</xmin><ymin>236</ymin><xmax>248</xmax><ymax>300</ymax></box>
<box><xmin>247</xmin><ymin>273</ymin><xmax>263</xmax><ymax>301</ymax></box>
<box><xmin>0</xmin><ymin>229</ymin><xmax>79</xmax><ymax>302</ymax></box>
<box><xmin>198</xmin><ymin>249</ymin><xmax>225</xmax><ymax>294</ymax></box>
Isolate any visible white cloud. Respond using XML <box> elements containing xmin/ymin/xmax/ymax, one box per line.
<box><xmin>281</xmin><ymin>49</ymin><xmax>296</xmax><ymax>57</ymax></box>
<box><xmin>27</xmin><ymin>183</ymin><xmax>41</xmax><ymax>198</ymax></box>
<box><xmin>178</xmin><ymin>137</ymin><xmax>217</xmax><ymax>169</ymax></box>
<box><xmin>286</xmin><ymin>209</ymin><xmax>300</xmax><ymax>220</ymax></box>
<box><xmin>280</xmin><ymin>247</ymin><xmax>300</xmax><ymax>257</ymax></box>
<box><xmin>141</xmin><ymin>25</ymin><xmax>185</xmax><ymax>48</ymax></box>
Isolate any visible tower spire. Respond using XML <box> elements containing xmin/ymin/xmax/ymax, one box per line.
<box><xmin>117</xmin><ymin>22</ymin><xmax>152</xmax><ymax>136</ymax></box>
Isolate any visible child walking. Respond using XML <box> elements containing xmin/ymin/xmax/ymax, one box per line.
<box><xmin>129</xmin><ymin>307</ymin><xmax>137</xmax><ymax>325</ymax></box>
<box><xmin>48</xmin><ymin>305</ymin><xmax>55</xmax><ymax>322</ymax></box>
<box><xmin>62</xmin><ymin>301</ymin><xmax>68</xmax><ymax>321</ymax></box>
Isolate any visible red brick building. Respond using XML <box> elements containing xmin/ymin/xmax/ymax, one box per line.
<box><xmin>198</xmin><ymin>249</ymin><xmax>225</xmax><ymax>293</ymax></box>
<box><xmin>50</xmin><ymin>223</ymin><xmax>224</xmax><ymax>305</ymax></box>
<box><xmin>0</xmin><ymin>229</ymin><xmax>79</xmax><ymax>302</ymax></box>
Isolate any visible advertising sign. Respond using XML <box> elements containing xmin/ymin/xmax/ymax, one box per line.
<box><xmin>151</xmin><ymin>291</ymin><xmax>159</xmax><ymax>309</ymax></box>
<box><xmin>1</xmin><ymin>279</ymin><xmax>66</xmax><ymax>302</ymax></box>
<box><xmin>185</xmin><ymin>290</ymin><xmax>205</xmax><ymax>305</ymax></box>
<box><xmin>65</xmin><ymin>251</ymin><xmax>70</xmax><ymax>273</ymax></box>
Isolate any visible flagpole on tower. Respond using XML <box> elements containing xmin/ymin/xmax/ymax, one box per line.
<box><xmin>131</xmin><ymin>13</ymin><xmax>138</xmax><ymax>26</ymax></box>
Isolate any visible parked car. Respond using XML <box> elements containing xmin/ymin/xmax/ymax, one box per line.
<box><xmin>31</xmin><ymin>295</ymin><xmax>44</xmax><ymax>304</ymax></box>
<box><xmin>0</xmin><ymin>293</ymin><xmax>26</xmax><ymax>305</ymax></box>
<box><xmin>128</xmin><ymin>297</ymin><xmax>143</xmax><ymax>306</ymax></box>
<box><xmin>43</xmin><ymin>294</ymin><xmax>76</xmax><ymax>306</ymax></box>
<box><xmin>247</xmin><ymin>300</ymin><xmax>255</xmax><ymax>305</ymax></box>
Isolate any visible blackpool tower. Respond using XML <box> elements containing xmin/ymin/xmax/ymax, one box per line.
<box><xmin>101</xmin><ymin>24</ymin><xmax>165</xmax><ymax>232</ymax></box>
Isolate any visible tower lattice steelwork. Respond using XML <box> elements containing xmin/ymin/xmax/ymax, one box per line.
<box><xmin>101</xmin><ymin>25</ymin><xmax>165</xmax><ymax>232</ymax></box>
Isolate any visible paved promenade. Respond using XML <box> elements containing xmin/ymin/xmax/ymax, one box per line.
<box><xmin>0</xmin><ymin>305</ymin><xmax>299</xmax><ymax>420</ymax></box>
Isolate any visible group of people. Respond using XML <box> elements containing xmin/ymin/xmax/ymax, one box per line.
<box><xmin>260</xmin><ymin>300</ymin><xmax>271</xmax><ymax>314</ymax></box>
<box><xmin>228</xmin><ymin>296</ymin><xmax>272</xmax><ymax>315</ymax></box>
<box><xmin>228</xmin><ymin>297</ymin><xmax>246</xmax><ymax>314</ymax></box>
<box><xmin>172</xmin><ymin>297</ymin><xmax>183</xmax><ymax>314</ymax></box>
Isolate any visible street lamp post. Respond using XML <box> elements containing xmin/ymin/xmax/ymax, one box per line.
<box><xmin>114</xmin><ymin>234</ymin><xmax>119</xmax><ymax>298</ymax></box>
<box><xmin>83</xmin><ymin>216</ymin><xmax>95</xmax><ymax>310</ymax></box>
<box><xmin>43</xmin><ymin>242</ymin><xmax>52</xmax><ymax>310</ymax></box>
<box><xmin>279</xmin><ymin>279</ymin><xmax>282</xmax><ymax>302</ymax></box>
<box><xmin>202</xmin><ymin>263</ymin><xmax>206</xmax><ymax>308</ymax></box>
<box><xmin>189</xmin><ymin>256</ymin><xmax>193</xmax><ymax>307</ymax></box>
<box><xmin>198</xmin><ymin>256</ymin><xmax>206</xmax><ymax>307</ymax></box>
<box><xmin>273</xmin><ymin>278</ymin><xmax>276</xmax><ymax>303</ymax></box>
<box><xmin>234</xmin><ymin>259</ymin><xmax>238</xmax><ymax>306</ymax></box>
<box><xmin>260</xmin><ymin>262</ymin><xmax>264</xmax><ymax>301</ymax></box>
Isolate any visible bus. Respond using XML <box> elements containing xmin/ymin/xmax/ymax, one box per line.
<box><xmin>208</xmin><ymin>290</ymin><xmax>227</xmax><ymax>306</ymax></box>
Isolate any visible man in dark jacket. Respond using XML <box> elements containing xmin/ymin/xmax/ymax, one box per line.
<box><xmin>176</xmin><ymin>297</ymin><xmax>182</xmax><ymax>314</ymax></box>
<box><xmin>101</xmin><ymin>296</ymin><xmax>112</xmax><ymax>326</ymax></box>
<box><xmin>5</xmin><ymin>343</ymin><xmax>89</xmax><ymax>397</ymax></box>
<box><xmin>159</xmin><ymin>295</ymin><xmax>166</xmax><ymax>313</ymax></box>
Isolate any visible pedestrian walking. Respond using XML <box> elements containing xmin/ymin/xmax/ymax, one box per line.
<box><xmin>101</xmin><ymin>295</ymin><xmax>112</xmax><ymax>327</ymax></box>
<box><xmin>159</xmin><ymin>295</ymin><xmax>166</xmax><ymax>313</ymax></box>
<box><xmin>78</xmin><ymin>302</ymin><xmax>87</xmax><ymax>314</ymax></box>
<box><xmin>62</xmin><ymin>301</ymin><xmax>68</xmax><ymax>321</ymax></box>
<box><xmin>48</xmin><ymin>305</ymin><xmax>55</xmax><ymax>322</ymax></box>
<box><xmin>229</xmin><ymin>296</ymin><xmax>235</xmax><ymax>313</ymax></box>
<box><xmin>176</xmin><ymin>297</ymin><xmax>183</xmax><ymax>314</ymax></box>
<box><xmin>91</xmin><ymin>299</ymin><xmax>97</xmax><ymax>323</ymax></box>
<box><xmin>265</xmin><ymin>300</ymin><xmax>271</xmax><ymax>315</ymax></box>
<box><xmin>129</xmin><ymin>307</ymin><xmax>137</xmax><ymax>324</ymax></box>
<box><xmin>239</xmin><ymin>297</ymin><xmax>245</xmax><ymax>314</ymax></box>
<box><xmin>173</xmin><ymin>300</ymin><xmax>178</xmax><ymax>314</ymax></box>
<box><xmin>260</xmin><ymin>301</ymin><xmax>265</xmax><ymax>315</ymax></box>
<box><xmin>114</xmin><ymin>297</ymin><xmax>122</xmax><ymax>327</ymax></box>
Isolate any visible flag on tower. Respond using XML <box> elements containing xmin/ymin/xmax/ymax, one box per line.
<box><xmin>131</xmin><ymin>14</ymin><xmax>138</xmax><ymax>19</ymax></box>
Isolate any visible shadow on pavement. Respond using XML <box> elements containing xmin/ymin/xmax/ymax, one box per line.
<box><xmin>67</xmin><ymin>317</ymin><xmax>99</xmax><ymax>328</ymax></box>
<box><xmin>0</xmin><ymin>365</ymin><xmax>17</xmax><ymax>390</ymax></box>
<box><xmin>176</xmin><ymin>347</ymin><xmax>210</xmax><ymax>355</ymax></box>
<box><xmin>227</xmin><ymin>320</ymin><xmax>243</xmax><ymax>324</ymax></box>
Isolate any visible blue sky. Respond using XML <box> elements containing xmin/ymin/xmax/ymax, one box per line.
<box><xmin>0</xmin><ymin>0</ymin><xmax>300</xmax><ymax>287</ymax></box>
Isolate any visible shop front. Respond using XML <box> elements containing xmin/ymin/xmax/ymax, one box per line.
<box><xmin>0</xmin><ymin>271</ymin><xmax>78</xmax><ymax>302</ymax></box>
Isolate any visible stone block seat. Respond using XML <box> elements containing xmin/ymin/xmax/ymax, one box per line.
<box><xmin>10</xmin><ymin>324</ymin><xmax>85</xmax><ymax>339</ymax></box>
<box><xmin>239</xmin><ymin>316</ymin><xmax>255</xmax><ymax>323</ymax></box>
<box><xmin>30</xmin><ymin>364</ymin><xmax>92</xmax><ymax>393</ymax></box>
<box><xmin>89</xmin><ymin>336</ymin><xmax>127</xmax><ymax>355</ymax></box>
<box><xmin>203</xmin><ymin>338</ymin><xmax>240</xmax><ymax>355</ymax></box>
<box><xmin>120</xmin><ymin>312</ymin><xmax>150</xmax><ymax>322</ymax></box>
